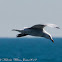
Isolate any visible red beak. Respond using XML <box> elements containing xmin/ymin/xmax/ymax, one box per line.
<box><xmin>51</xmin><ymin>39</ymin><xmax>54</xmax><ymax>43</ymax></box>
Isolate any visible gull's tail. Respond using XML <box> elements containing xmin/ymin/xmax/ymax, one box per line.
<box><xmin>17</xmin><ymin>34</ymin><xmax>27</xmax><ymax>37</ymax></box>
<box><xmin>12</xmin><ymin>29</ymin><xmax>28</xmax><ymax>37</ymax></box>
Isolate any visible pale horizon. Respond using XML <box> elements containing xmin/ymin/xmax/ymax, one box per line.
<box><xmin>0</xmin><ymin>0</ymin><xmax>62</xmax><ymax>37</ymax></box>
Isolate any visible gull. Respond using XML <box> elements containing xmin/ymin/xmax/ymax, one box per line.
<box><xmin>12</xmin><ymin>24</ymin><xmax>60</xmax><ymax>43</ymax></box>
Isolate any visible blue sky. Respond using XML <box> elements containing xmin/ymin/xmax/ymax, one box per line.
<box><xmin>0</xmin><ymin>0</ymin><xmax>62</xmax><ymax>37</ymax></box>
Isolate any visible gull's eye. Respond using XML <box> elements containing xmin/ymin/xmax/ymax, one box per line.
<box><xmin>49</xmin><ymin>36</ymin><xmax>50</xmax><ymax>37</ymax></box>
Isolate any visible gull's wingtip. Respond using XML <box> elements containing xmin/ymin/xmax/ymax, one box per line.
<box><xmin>12</xmin><ymin>29</ymin><xmax>15</xmax><ymax>31</ymax></box>
<box><xmin>12</xmin><ymin>29</ymin><xmax>16</xmax><ymax>31</ymax></box>
<box><xmin>56</xmin><ymin>27</ymin><xmax>60</xmax><ymax>29</ymax></box>
<box><xmin>46</xmin><ymin>23</ymin><xmax>60</xmax><ymax>29</ymax></box>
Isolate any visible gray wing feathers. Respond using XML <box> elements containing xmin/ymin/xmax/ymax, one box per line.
<box><xmin>30</xmin><ymin>24</ymin><xmax>60</xmax><ymax>29</ymax></box>
<box><xmin>30</xmin><ymin>24</ymin><xmax>46</xmax><ymax>29</ymax></box>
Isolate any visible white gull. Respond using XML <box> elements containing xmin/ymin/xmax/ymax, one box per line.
<box><xmin>12</xmin><ymin>24</ymin><xmax>60</xmax><ymax>43</ymax></box>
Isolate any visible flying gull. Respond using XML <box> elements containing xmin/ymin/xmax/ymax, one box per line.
<box><xmin>12</xmin><ymin>24</ymin><xmax>60</xmax><ymax>43</ymax></box>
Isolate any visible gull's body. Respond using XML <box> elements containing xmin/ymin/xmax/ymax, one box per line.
<box><xmin>12</xmin><ymin>24</ymin><xmax>60</xmax><ymax>43</ymax></box>
<box><xmin>24</xmin><ymin>28</ymin><xmax>43</xmax><ymax>37</ymax></box>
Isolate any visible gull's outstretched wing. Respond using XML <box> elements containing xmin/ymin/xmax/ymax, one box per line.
<box><xmin>46</xmin><ymin>24</ymin><xmax>60</xmax><ymax>29</ymax></box>
<box><xmin>30</xmin><ymin>24</ymin><xmax>46</xmax><ymax>29</ymax></box>
<box><xmin>30</xmin><ymin>24</ymin><xmax>60</xmax><ymax>29</ymax></box>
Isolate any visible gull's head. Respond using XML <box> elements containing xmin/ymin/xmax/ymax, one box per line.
<box><xmin>47</xmin><ymin>35</ymin><xmax>54</xmax><ymax>43</ymax></box>
<box><xmin>44</xmin><ymin>33</ymin><xmax>54</xmax><ymax>43</ymax></box>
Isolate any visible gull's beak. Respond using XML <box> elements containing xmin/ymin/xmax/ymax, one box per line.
<box><xmin>51</xmin><ymin>39</ymin><xmax>54</xmax><ymax>43</ymax></box>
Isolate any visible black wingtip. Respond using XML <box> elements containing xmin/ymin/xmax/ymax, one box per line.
<box><xmin>56</xmin><ymin>27</ymin><xmax>60</xmax><ymax>29</ymax></box>
<box><xmin>12</xmin><ymin>29</ymin><xmax>16</xmax><ymax>31</ymax></box>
